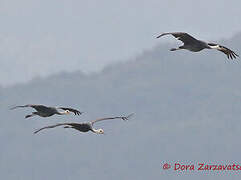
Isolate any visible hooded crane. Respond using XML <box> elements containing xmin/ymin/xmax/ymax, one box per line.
<box><xmin>34</xmin><ymin>113</ymin><xmax>134</xmax><ymax>134</ymax></box>
<box><xmin>10</xmin><ymin>104</ymin><xmax>83</xmax><ymax>118</ymax></box>
<box><xmin>156</xmin><ymin>32</ymin><xmax>239</xmax><ymax>59</ymax></box>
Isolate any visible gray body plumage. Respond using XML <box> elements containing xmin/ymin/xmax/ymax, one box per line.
<box><xmin>32</xmin><ymin>105</ymin><xmax>58</xmax><ymax>117</ymax></box>
<box><xmin>181</xmin><ymin>40</ymin><xmax>210</xmax><ymax>52</ymax></box>
<box><xmin>63</xmin><ymin>123</ymin><xmax>93</xmax><ymax>132</ymax></box>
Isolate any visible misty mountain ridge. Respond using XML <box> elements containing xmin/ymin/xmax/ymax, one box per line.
<box><xmin>3</xmin><ymin>31</ymin><xmax>241</xmax><ymax>87</ymax></box>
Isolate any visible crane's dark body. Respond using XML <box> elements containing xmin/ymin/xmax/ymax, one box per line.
<box><xmin>156</xmin><ymin>32</ymin><xmax>239</xmax><ymax>59</ymax></box>
<box><xmin>165</xmin><ymin>32</ymin><xmax>210</xmax><ymax>52</ymax></box>
<box><xmin>31</xmin><ymin>105</ymin><xmax>58</xmax><ymax>117</ymax></box>
<box><xmin>64</xmin><ymin>123</ymin><xmax>93</xmax><ymax>132</ymax></box>
<box><xmin>180</xmin><ymin>40</ymin><xmax>210</xmax><ymax>52</ymax></box>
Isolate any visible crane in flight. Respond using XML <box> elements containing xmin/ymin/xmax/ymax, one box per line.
<box><xmin>10</xmin><ymin>104</ymin><xmax>83</xmax><ymax>118</ymax></box>
<box><xmin>156</xmin><ymin>32</ymin><xmax>239</xmax><ymax>59</ymax></box>
<box><xmin>34</xmin><ymin>113</ymin><xmax>134</xmax><ymax>134</ymax></box>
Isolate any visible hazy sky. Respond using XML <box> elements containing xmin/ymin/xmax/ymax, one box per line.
<box><xmin>1</xmin><ymin>0</ymin><xmax>241</xmax><ymax>86</ymax></box>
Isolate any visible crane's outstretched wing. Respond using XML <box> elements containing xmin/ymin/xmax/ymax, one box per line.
<box><xmin>217</xmin><ymin>45</ymin><xmax>239</xmax><ymax>59</ymax></box>
<box><xmin>208</xmin><ymin>43</ymin><xmax>239</xmax><ymax>59</ymax></box>
<box><xmin>34</xmin><ymin>123</ymin><xmax>79</xmax><ymax>134</ymax></box>
<box><xmin>91</xmin><ymin>113</ymin><xmax>134</xmax><ymax>125</ymax></box>
<box><xmin>10</xmin><ymin>105</ymin><xmax>30</xmax><ymax>110</ymax></box>
<box><xmin>57</xmin><ymin>107</ymin><xmax>83</xmax><ymax>115</ymax></box>
<box><xmin>10</xmin><ymin>104</ymin><xmax>48</xmax><ymax>111</ymax></box>
<box><xmin>156</xmin><ymin>32</ymin><xmax>198</xmax><ymax>45</ymax></box>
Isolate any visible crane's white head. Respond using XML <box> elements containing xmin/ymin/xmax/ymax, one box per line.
<box><xmin>96</xmin><ymin>128</ymin><xmax>104</xmax><ymax>134</ymax></box>
<box><xmin>65</xmin><ymin>110</ymin><xmax>70</xmax><ymax>114</ymax></box>
<box><xmin>58</xmin><ymin>110</ymin><xmax>71</xmax><ymax>115</ymax></box>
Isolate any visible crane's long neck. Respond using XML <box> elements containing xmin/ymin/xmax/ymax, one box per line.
<box><xmin>91</xmin><ymin>127</ymin><xmax>99</xmax><ymax>134</ymax></box>
<box><xmin>57</xmin><ymin>111</ymin><xmax>68</xmax><ymax>115</ymax></box>
<box><xmin>90</xmin><ymin>126</ymin><xmax>102</xmax><ymax>134</ymax></box>
<box><xmin>207</xmin><ymin>43</ymin><xmax>219</xmax><ymax>49</ymax></box>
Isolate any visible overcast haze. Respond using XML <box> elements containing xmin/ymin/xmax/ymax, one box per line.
<box><xmin>1</xmin><ymin>0</ymin><xmax>241</xmax><ymax>86</ymax></box>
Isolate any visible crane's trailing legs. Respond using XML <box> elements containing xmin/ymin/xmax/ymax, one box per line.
<box><xmin>170</xmin><ymin>47</ymin><xmax>180</xmax><ymax>51</ymax></box>
<box><xmin>25</xmin><ymin>112</ymin><xmax>38</xmax><ymax>118</ymax></box>
<box><xmin>170</xmin><ymin>46</ymin><xmax>184</xmax><ymax>51</ymax></box>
